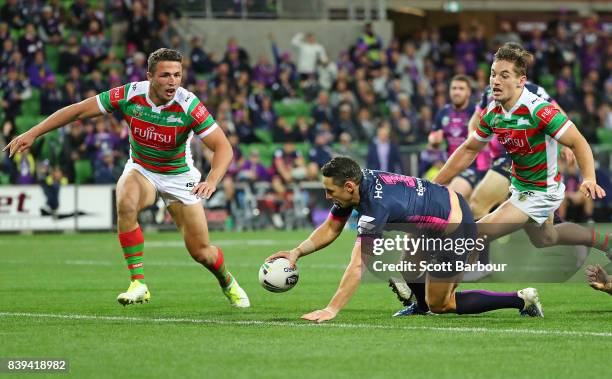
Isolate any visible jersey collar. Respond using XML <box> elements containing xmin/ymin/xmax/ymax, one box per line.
<box><xmin>145</xmin><ymin>82</ymin><xmax>177</xmax><ymax>113</ymax></box>
<box><xmin>500</xmin><ymin>87</ymin><xmax>528</xmax><ymax>119</ymax></box>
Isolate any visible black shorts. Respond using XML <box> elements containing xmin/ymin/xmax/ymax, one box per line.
<box><xmin>491</xmin><ymin>156</ymin><xmax>512</xmax><ymax>180</ymax></box>
<box><xmin>458</xmin><ymin>168</ymin><xmax>485</xmax><ymax>189</ymax></box>
<box><xmin>427</xmin><ymin>194</ymin><xmax>477</xmax><ymax>278</ymax></box>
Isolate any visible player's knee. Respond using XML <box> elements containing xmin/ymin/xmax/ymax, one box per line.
<box><xmin>529</xmin><ymin>234</ymin><xmax>556</xmax><ymax>248</ymax></box>
<box><xmin>189</xmin><ymin>243</ymin><xmax>216</xmax><ymax>265</ymax></box>
<box><xmin>426</xmin><ymin>295</ymin><xmax>453</xmax><ymax>314</ymax></box>
<box><xmin>116</xmin><ymin>200</ymin><xmax>138</xmax><ymax>221</ymax></box>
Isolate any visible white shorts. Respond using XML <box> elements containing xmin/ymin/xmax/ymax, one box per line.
<box><xmin>122</xmin><ymin>160</ymin><xmax>202</xmax><ymax>205</ymax></box>
<box><xmin>509</xmin><ymin>182</ymin><xmax>565</xmax><ymax>225</ymax></box>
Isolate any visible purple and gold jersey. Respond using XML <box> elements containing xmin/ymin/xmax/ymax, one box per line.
<box><xmin>329</xmin><ymin>169</ymin><xmax>454</xmax><ymax>237</ymax></box>
<box><xmin>432</xmin><ymin>103</ymin><xmax>476</xmax><ymax>156</ymax></box>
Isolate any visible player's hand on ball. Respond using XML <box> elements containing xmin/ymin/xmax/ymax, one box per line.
<box><xmin>579</xmin><ymin>180</ymin><xmax>606</xmax><ymax>199</ymax></box>
<box><xmin>585</xmin><ymin>264</ymin><xmax>612</xmax><ymax>294</ymax></box>
<box><xmin>192</xmin><ymin>181</ymin><xmax>217</xmax><ymax>199</ymax></box>
<box><xmin>266</xmin><ymin>250</ymin><xmax>299</xmax><ymax>267</ymax></box>
<box><xmin>301</xmin><ymin>307</ymin><xmax>337</xmax><ymax>323</ymax></box>
<box><xmin>3</xmin><ymin>131</ymin><xmax>36</xmax><ymax>158</ymax></box>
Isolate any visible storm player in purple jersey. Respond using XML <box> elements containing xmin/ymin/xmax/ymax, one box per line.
<box><xmin>4</xmin><ymin>48</ymin><xmax>250</xmax><ymax>308</ymax></box>
<box><xmin>429</xmin><ymin>75</ymin><xmax>489</xmax><ymax>201</ymax></box>
<box><xmin>267</xmin><ymin>157</ymin><xmax>543</xmax><ymax>322</ymax></box>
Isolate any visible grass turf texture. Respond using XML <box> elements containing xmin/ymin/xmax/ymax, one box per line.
<box><xmin>1</xmin><ymin>230</ymin><xmax>611</xmax><ymax>379</ymax></box>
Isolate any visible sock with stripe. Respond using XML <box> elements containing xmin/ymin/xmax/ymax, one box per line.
<box><xmin>205</xmin><ymin>247</ymin><xmax>233</xmax><ymax>288</ymax></box>
<box><xmin>591</xmin><ymin>229</ymin><xmax>611</xmax><ymax>256</ymax></box>
<box><xmin>119</xmin><ymin>226</ymin><xmax>145</xmax><ymax>284</ymax></box>
<box><xmin>455</xmin><ymin>290</ymin><xmax>524</xmax><ymax>314</ymax></box>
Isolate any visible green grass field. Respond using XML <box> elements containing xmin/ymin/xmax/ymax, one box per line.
<box><xmin>1</xmin><ymin>230</ymin><xmax>611</xmax><ymax>378</ymax></box>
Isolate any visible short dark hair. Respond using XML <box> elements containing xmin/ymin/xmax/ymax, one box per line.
<box><xmin>493</xmin><ymin>43</ymin><xmax>533</xmax><ymax>77</ymax></box>
<box><xmin>147</xmin><ymin>48</ymin><xmax>183</xmax><ymax>73</ymax></box>
<box><xmin>450</xmin><ymin>74</ymin><xmax>472</xmax><ymax>88</ymax></box>
<box><xmin>321</xmin><ymin>157</ymin><xmax>363</xmax><ymax>186</ymax></box>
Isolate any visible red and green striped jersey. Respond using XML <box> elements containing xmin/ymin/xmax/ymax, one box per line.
<box><xmin>473</xmin><ymin>88</ymin><xmax>572</xmax><ymax>192</ymax></box>
<box><xmin>95</xmin><ymin>81</ymin><xmax>218</xmax><ymax>174</ymax></box>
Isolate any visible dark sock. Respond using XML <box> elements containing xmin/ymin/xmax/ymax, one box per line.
<box><xmin>407</xmin><ymin>282</ymin><xmax>429</xmax><ymax>312</ymax></box>
<box><xmin>455</xmin><ymin>290</ymin><xmax>524</xmax><ymax>314</ymax></box>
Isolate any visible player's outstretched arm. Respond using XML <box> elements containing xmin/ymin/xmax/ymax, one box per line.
<box><xmin>301</xmin><ymin>241</ymin><xmax>363</xmax><ymax>323</ymax></box>
<box><xmin>557</xmin><ymin>125</ymin><xmax>606</xmax><ymax>199</ymax></box>
<box><xmin>585</xmin><ymin>264</ymin><xmax>612</xmax><ymax>295</ymax></box>
<box><xmin>267</xmin><ymin>216</ymin><xmax>347</xmax><ymax>265</ymax></box>
<box><xmin>3</xmin><ymin>96</ymin><xmax>103</xmax><ymax>157</ymax></box>
<box><xmin>433</xmin><ymin>135</ymin><xmax>486</xmax><ymax>185</ymax></box>
<box><xmin>195</xmin><ymin>128</ymin><xmax>233</xmax><ymax>199</ymax></box>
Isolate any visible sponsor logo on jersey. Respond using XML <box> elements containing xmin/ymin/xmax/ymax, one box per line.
<box><xmin>110</xmin><ymin>86</ymin><xmax>124</xmax><ymax>103</ymax></box>
<box><xmin>133</xmin><ymin>104</ymin><xmax>143</xmax><ymax>117</ymax></box>
<box><xmin>374</xmin><ymin>177</ymin><xmax>383</xmax><ymax>199</ymax></box>
<box><xmin>536</xmin><ymin>105</ymin><xmax>558</xmax><ymax>124</ymax></box>
<box><xmin>496</xmin><ymin>128</ymin><xmax>532</xmax><ymax>155</ymax></box>
<box><xmin>517</xmin><ymin>118</ymin><xmax>530</xmax><ymax>126</ymax></box>
<box><xmin>518</xmin><ymin>191</ymin><xmax>535</xmax><ymax>202</ymax></box>
<box><xmin>190</xmin><ymin>103</ymin><xmax>208</xmax><ymax>124</ymax></box>
<box><xmin>132</xmin><ymin>125</ymin><xmax>176</xmax><ymax>148</ymax></box>
<box><xmin>167</xmin><ymin>115</ymin><xmax>183</xmax><ymax>124</ymax></box>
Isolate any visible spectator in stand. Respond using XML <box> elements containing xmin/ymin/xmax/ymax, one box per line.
<box><xmin>271</xmin><ymin>68</ymin><xmax>296</xmax><ymax>101</ymax></box>
<box><xmin>82</xmin><ymin>19</ymin><xmax>109</xmax><ymax>65</ymax></box>
<box><xmin>190</xmin><ymin>36</ymin><xmax>215</xmax><ymax>75</ymax></box>
<box><xmin>493</xmin><ymin>20</ymin><xmax>522</xmax><ymax>46</ymax></box>
<box><xmin>357</xmin><ymin>23</ymin><xmax>384</xmax><ymax>65</ymax></box>
<box><xmin>125</xmin><ymin>51</ymin><xmax>147</xmax><ymax>82</ymax></box>
<box><xmin>366</xmin><ymin>123</ymin><xmax>403</xmax><ymax>174</ymax></box>
<box><xmin>311</xmin><ymin>90</ymin><xmax>333</xmax><ymax>125</ymax></box>
<box><xmin>291</xmin><ymin>32</ymin><xmax>327</xmax><ymax>80</ymax></box>
<box><xmin>126</xmin><ymin>0</ymin><xmax>150</xmax><ymax>52</ymax></box>
<box><xmin>224</xmin><ymin>37</ymin><xmax>250</xmax><ymax>69</ymax></box>
<box><xmin>94</xmin><ymin>150</ymin><xmax>122</xmax><ymax>184</ymax></box>
<box><xmin>1</xmin><ymin>67</ymin><xmax>32</xmax><ymax>124</ymax></box>
<box><xmin>251</xmin><ymin>95</ymin><xmax>276</xmax><ymax>131</ymax></box>
<box><xmin>1</xmin><ymin>0</ymin><xmax>26</xmax><ymax>29</ymax></box>
<box><xmin>556</xmin><ymin>79</ymin><xmax>578</xmax><ymax>113</ymax></box>
<box><xmin>454</xmin><ymin>29</ymin><xmax>478</xmax><ymax>75</ymax></box>
<box><xmin>40</xmin><ymin>75</ymin><xmax>63</xmax><ymax>115</ymax></box>
<box><xmin>58</xmin><ymin>34</ymin><xmax>82</xmax><ymax>74</ymax></box>
<box><xmin>27</xmin><ymin>51</ymin><xmax>53</xmax><ymax>88</ymax></box>
<box><xmin>40</xmin><ymin>166</ymin><xmax>68</xmax><ymax>218</ymax></box>
<box><xmin>252</xmin><ymin>53</ymin><xmax>276</xmax><ymax>87</ymax></box>
<box><xmin>39</xmin><ymin>5</ymin><xmax>64</xmax><ymax>45</ymax></box>
<box><xmin>394</xmin><ymin>117</ymin><xmax>419</xmax><ymax>145</ymax></box>
<box><xmin>18</xmin><ymin>23</ymin><xmax>44</xmax><ymax>66</ymax></box>
<box><xmin>395</xmin><ymin>41</ymin><xmax>427</xmax><ymax>97</ymax></box>
<box><xmin>11</xmin><ymin>148</ymin><xmax>36</xmax><ymax>184</ymax></box>
<box><xmin>272</xmin><ymin>117</ymin><xmax>299</xmax><ymax>143</ymax></box>
<box><xmin>59</xmin><ymin>123</ymin><xmax>87</xmax><ymax>182</ymax></box>
<box><xmin>558</xmin><ymin>158</ymin><xmax>594</xmax><ymax>223</ymax></box>
<box><xmin>357</xmin><ymin>107</ymin><xmax>376</xmax><ymax>141</ymax></box>
<box><xmin>307</xmin><ymin>132</ymin><xmax>335</xmax><ymax>179</ymax></box>
<box><xmin>333</xmin><ymin>103</ymin><xmax>362</xmax><ymax>142</ymax></box>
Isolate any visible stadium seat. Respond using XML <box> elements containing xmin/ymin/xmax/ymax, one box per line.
<box><xmin>15</xmin><ymin>115</ymin><xmax>46</xmax><ymax>134</ymax></box>
<box><xmin>22</xmin><ymin>88</ymin><xmax>41</xmax><ymax>115</ymax></box>
<box><xmin>74</xmin><ymin>159</ymin><xmax>93</xmax><ymax>184</ymax></box>
<box><xmin>596</xmin><ymin>128</ymin><xmax>612</xmax><ymax>146</ymax></box>
<box><xmin>45</xmin><ymin>45</ymin><xmax>60</xmax><ymax>72</ymax></box>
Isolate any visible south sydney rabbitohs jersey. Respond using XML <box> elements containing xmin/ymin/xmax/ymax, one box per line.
<box><xmin>96</xmin><ymin>81</ymin><xmax>218</xmax><ymax>174</ymax></box>
<box><xmin>474</xmin><ymin>87</ymin><xmax>571</xmax><ymax>192</ymax></box>
<box><xmin>329</xmin><ymin>169</ymin><xmax>454</xmax><ymax>238</ymax></box>
<box><xmin>478</xmin><ymin>82</ymin><xmax>553</xmax><ymax>160</ymax></box>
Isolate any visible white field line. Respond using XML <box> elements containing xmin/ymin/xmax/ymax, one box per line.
<box><xmin>0</xmin><ymin>311</ymin><xmax>610</xmax><ymax>338</ymax></box>
<box><xmin>1</xmin><ymin>259</ymin><xmax>347</xmax><ymax>270</ymax></box>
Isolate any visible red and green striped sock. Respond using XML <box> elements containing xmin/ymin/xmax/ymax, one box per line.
<box><xmin>207</xmin><ymin>247</ymin><xmax>233</xmax><ymax>288</ymax></box>
<box><xmin>591</xmin><ymin>229</ymin><xmax>610</xmax><ymax>254</ymax></box>
<box><xmin>119</xmin><ymin>226</ymin><xmax>145</xmax><ymax>283</ymax></box>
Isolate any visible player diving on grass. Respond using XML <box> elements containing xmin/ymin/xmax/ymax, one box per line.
<box><xmin>268</xmin><ymin>157</ymin><xmax>543</xmax><ymax>323</ymax></box>
<box><xmin>3</xmin><ymin>48</ymin><xmax>250</xmax><ymax>308</ymax></box>
<box><xmin>433</xmin><ymin>45</ymin><xmax>610</xmax><ymax>266</ymax></box>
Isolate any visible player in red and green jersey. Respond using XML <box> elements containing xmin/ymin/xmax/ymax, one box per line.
<box><xmin>433</xmin><ymin>44</ymin><xmax>611</xmax><ymax>260</ymax></box>
<box><xmin>4</xmin><ymin>48</ymin><xmax>250</xmax><ymax>308</ymax></box>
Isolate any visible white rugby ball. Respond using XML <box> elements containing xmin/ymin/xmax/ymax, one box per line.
<box><xmin>259</xmin><ymin>258</ymin><xmax>299</xmax><ymax>292</ymax></box>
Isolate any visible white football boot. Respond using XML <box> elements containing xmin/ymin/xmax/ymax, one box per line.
<box><xmin>222</xmin><ymin>277</ymin><xmax>250</xmax><ymax>308</ymax></box>
<box><xmin>517</xmin><ymin>287</ymin><xmax>543</xmax><ymax>317</ymax></box>
<box><xmin>117</xmin><ymin>281</ymin><xmax>151</xmax><ymax>306</ymax></box>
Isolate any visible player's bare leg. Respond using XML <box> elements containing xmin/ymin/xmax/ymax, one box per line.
<box><xmin>476</xmin><ymin>199</ymin><xmax>529</xmax><ymax>241</ymax></box>
<box><xmin>168</xmin><ymin>202</ymin><xmax>250</xmax><ymax>307</ymax></box>
<box><xmin>115</xmin><ymin>170</ymin><xmax>157</xmax><ymax>305</ymax></box>
<box><xmin>470</xmin><ymin>170</ymin><xmax>510</xmax><ymax>220</ymax></box>
<box><xmin>449</xmin><ymin>176</ymin><xmax>473</xmax><ymax>201</ymax></box>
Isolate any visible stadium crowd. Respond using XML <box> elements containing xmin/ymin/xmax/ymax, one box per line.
<box><xmin>0</xmin><ymin>1</ymin><xmax>610</xmax><ymax>223</ymax></box>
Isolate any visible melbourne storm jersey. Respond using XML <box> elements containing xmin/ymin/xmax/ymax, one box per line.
<box><xmin>329</xmin><ymin>169</ymin><xmax>454</xmax><ymax>237</ymax></box>
<box><xmin>474</xmin><ymin>87</ymin><xmax>571</xmax><ymax>192</ymax></box>
<box><xmin>478</xmin><ymin>82</ymin><xmax>553</xmax><ymax>160</ymax></box>
<box><xmin>96</xmin><ymin>81</ymin><xmax>218</xmax><ymax>175</ymax></box>
<box><xmin>432</xmin><ymin>103</ymin><xmax>475</xmax><ymax>156</ymax></box>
